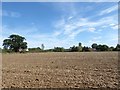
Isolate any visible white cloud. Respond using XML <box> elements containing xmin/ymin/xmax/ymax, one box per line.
<box><xmin>109</xmin><ymin>24</ymin><xmax>118</xmax><ymax>30</ymax></box>
<box><xmin>98</xmin><ymin>15</ymin><xmax>117</xmax><ymax>26</ymax></box>
<box><xmin>68</xmin><ymin>29</ymin><xmax>85</xmax><ymax>39</ymax></box>
<box><xmin>101</xmin><ymin>25</ymin><xmax>107</xmax><ymax>28</ymax></box>
<box><xmin>111</xmin><ymin>25</ymin><xmax>118</xmax><ymax>30</ymax></box>
<box><xmin>54</xmin><ymin>18</ymin><xmax>65</xmax><ymax>28</ymax></box>
<box><xmin>110</xmin><ymin>23</ymin><xmax>116</xmax><ymax>26</ymax></box>
<box><xmin>88</xmin><ymin>36</ymin><xmax>101</xmax><ymax>45</ymax></box>
<box><xmin>52</xmin><ymin>2</ymin><xmax>117</xmax><ymax>41</ymax></box>
<box><xmin>63</xmin><ymin>24</ymin><xmax>80</xmax><ymax>35</ymax></box>
<box><xmin>53</xmin><ymin>30</ymin><xmax>62</xmax><ymax>36</ymax></box>
<box><xmin>101</xmin><ymin>32</ymin><xmax>118</xmax><ymax>46</ymax></box>
<box><xmin>111</xmin><ymin>38</ymin><xmax>118</xmax><ymax>41</ymax></box>
<box><xmin>54</xmin><ymin>14</ymin><xmax>117</xmax><ymax>37</ymax></box>
<box><xmin>99</xmin><ymin>5</ymin><xmax>118</xmax><ymax>16</ymax></box>
<box><xmin>54</xmin><ymin>17</ymin><xmax>87</xmax><ymax>39</ymax></box>
<box><xmin>89</xmin><ymin>40</ymin><xmax>100</xmax><ymax>44</ymax></box>
<box><xmin>68</xmin><ymin>16</ymin><xmax>73</xmax><ymax>20</ymax></box>
<box><xmin>53</xmin><ymin>13</ymin><xmax>117</xmax><ymax>47</ymax></box>
<box><xmin>88</xmin><ymin>27</ymin><xmax>96</xmax><ymax>32</ymax></box>
<box><xmin>93</xmin><ymin>36</ymin><xmax>102</xmax><ymax>40</ymax></box>
<box><xmin>52</xmin><ymin>12</ymin><xmax>118</xmax><ymax>47</ymax></box>
<box><xmin>2</xmin><ymin>10</ymin><xmax>21</xmax><ymax>18</ymax></box>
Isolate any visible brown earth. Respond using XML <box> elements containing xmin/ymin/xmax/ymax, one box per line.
<box><xmin>2</xmin><ymin>52</ymin><xmax>119</xmax><ymax>88</ymax></box>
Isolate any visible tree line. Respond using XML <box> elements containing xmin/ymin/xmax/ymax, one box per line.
<box><xmin>1</xmin><ymin>34</ymin><xmax>120</xmax><ymax>53</ymax></box>
<box><xmin>45</xmin><ymin>43</ymin><xmax>120</xmax><ymax>52</ymax></box>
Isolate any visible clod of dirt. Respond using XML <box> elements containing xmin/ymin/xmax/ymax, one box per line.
<box><xmin>35</xmin><ymin>79</ymin><xmax>39</xmax><ymax>81</ymax></box>
<box><xmin>24</xmin><ymin>70</ymin><xmax>31</xmax><ymax>73</ymax></box>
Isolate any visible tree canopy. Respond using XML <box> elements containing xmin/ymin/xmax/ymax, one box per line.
<box><xmin>3</xmin><ymin>34</ymin><xmax>27</xmax><ymax>52</ymax></box>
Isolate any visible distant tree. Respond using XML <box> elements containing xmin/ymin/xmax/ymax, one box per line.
<box><xmin>78</xmin><ymin>42</ymin><xmax>82</xmax><ymax>52</ymax></box>
<box><xmin>3</xmin><ymin>34</ymin><xmax>27</xmax><ymax>52</ymax></box>
<box><xmin>115</xmin><ymin>44</ymin><xmax>120</xmax><ymax>51</ymax></box>
<box><xmin>79</xmin><ymin>43</ymin><xmax>82</xmax><ymax>47</ymax></box>
<box><xmin>91</xmin><ymin>43</ymin><xmax>98</xmax><ymax>50</ymax></box>
<box><xmin>45</xmin><ymin>49</ymin><xmax>54</xmax><ymax>52</ymax></box>
<box><xmin>96</xmin><ymin>44</ymin><xmax>109</xmax><ymax>51</ymax></box>
<box><xmin>64</xmin><ymin>49</ymin><xmax>70</xmax><ymax>52</ymax></box>
<box><xmin>41</xmin><ymin>44</ymin><xmax>45</xmax><ymax>50</ymax></box>
<box><xmin>102</xmin><ymin>45</ymin><xmax>109</xmax><ymax>51</ymax></box>
<box><xmin>53</xmin><ymin>47</ymin><xmax>64</xmax><ymax>52</ymax></box>
<box><xmin>70</xmin><ymin>45</ymin><xmax>78</xmax><ymax>52</ymax></box>
<box><xmin>109</xmin><ymin>46</ymin><xmax>115</xmax><ymax>51</ymax></box>
<box><xmin>82</xmin><ymin>46</ymin><xmax>90</xmax><ymax>52</ymax></box>
<box><xmin>28</xmin><ymin>47</ymin><xmax>42</xmax><ymax>52</ymax></box>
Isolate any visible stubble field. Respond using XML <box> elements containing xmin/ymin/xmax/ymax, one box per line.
<box><xmin>2</xmin><ymin>52</ymin><xmax>119</xmax><ymax>89</ymax></box>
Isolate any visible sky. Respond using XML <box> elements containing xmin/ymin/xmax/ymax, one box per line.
<box><xmin>1</xmin><ymin>2</ymin><xmax>118</xmax><ymax>49</ymax></box>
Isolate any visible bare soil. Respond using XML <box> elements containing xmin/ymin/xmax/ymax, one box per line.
<box><xmin>2</xmin><ymin>52</ymin><xmax>119</xmax><ymax>88</ymax></box>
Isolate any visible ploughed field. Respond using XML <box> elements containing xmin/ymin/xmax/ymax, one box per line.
<box><xmin>2</xmin><ymin>52</ymin><xmax>119</xmax><ymax>88</ymax></box>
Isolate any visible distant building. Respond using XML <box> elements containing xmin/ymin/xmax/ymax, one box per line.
<box><xmin>19</xmin><ymin>48</ymin><xmax>29</xmax><ymax>53</ymax></box>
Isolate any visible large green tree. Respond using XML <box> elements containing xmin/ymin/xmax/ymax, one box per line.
<box><xmin>3</xmin><ymin>34</ymin><xmax>27</xmax><ymax>52</ymax></box>
<box><xmin>96</xmin><ymin>44</ymin><xmax>109</xmax><ymax>51</ymax></box>
<box><xmin>91</xmin><ymin>43</ymin><xmax>98</xmax><ymax>49</ymax></box>
<box><xmin>115</xmin><ymin>44</ymin><xmax>120</xmax><ymax>51</ymax></box>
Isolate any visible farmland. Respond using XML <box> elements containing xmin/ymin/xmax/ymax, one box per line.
<box><xmin>2</xmin><ymin>52</ymin><xmax>119</xmax><ymax>88</ymax></box>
